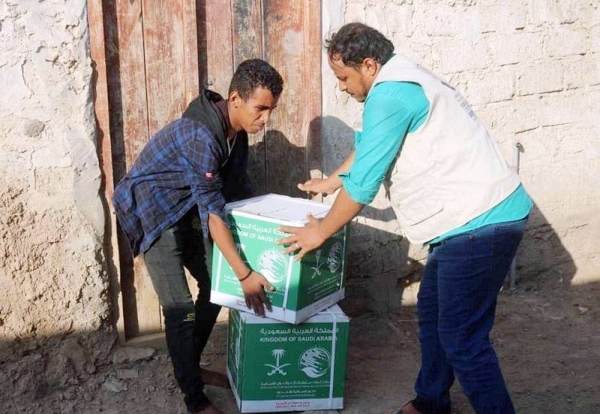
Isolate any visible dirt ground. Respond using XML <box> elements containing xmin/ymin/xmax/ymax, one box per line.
<box><xmin>3</xmin><ymin>263</ymin><xmax>600</xmax><ymax>414</ymax></box>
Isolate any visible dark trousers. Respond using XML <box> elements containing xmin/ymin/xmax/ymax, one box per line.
<box><xmin>143</xmin><ymin>207</ymin><xmax>221</xmax><ymax>413</ymax></box>
<box><xmin>413</xmin><ymin>217</ymin><xmax>528</xmax><ymax>414</ymax></box>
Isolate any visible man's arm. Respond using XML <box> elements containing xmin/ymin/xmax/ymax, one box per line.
<box><xmin>208</xmin><ymin>213</ymin><xmax>275</xmax><ymax>315</ymax></box>
<box><xmin>183</xmin><ymin>126</ymin><xmax>274</xmax><ymax>316</ymax></box>
<box><xmin>298</xmin><ymin>150</ymin><xmax>356</xmax><ymax>196</ymax></box>
<box><xmin>279</xmin><ymin>83</ymin><xmax>426</xmax><ymax>258</ymax></box>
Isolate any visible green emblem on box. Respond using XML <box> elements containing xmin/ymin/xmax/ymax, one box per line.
<box><xmin>227</xmin><ymin>305</ymin><xmax>349</xmax><ymax>412</ymax></box>
<box><xmin>211</xmin><ymin>194</ymin><xmax>349</xmax><ymax>324</ymax></box>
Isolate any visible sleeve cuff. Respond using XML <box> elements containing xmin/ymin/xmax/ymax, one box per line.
<box><xmin>198</xmin><ymin>206</ymin><xmax>230</xmax><ymax>239</ymax></box>
<box><xmin>339</xmin><ymin>174</ymin><xmax>378</xmax><ymax>205</ymax></box>
<box><xmin>193</xmin><ymin>186</ymin><xmax>228</xmax><ymax>238</ymax></box>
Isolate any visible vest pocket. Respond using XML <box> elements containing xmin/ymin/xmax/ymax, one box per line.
<box><xmin>395</xmin><ymin>188</ymin><xmax>444</xmax><ymax>226</ymax></box>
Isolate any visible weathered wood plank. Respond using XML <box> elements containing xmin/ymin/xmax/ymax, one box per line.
<box><xmin>232</xmin><ymin>0</ymin><xmax>263</xmax><ymax>64</ymax></box>
<box><xmin>88</xmin><ymin>0</ymin><xmax>127</xmax><ymax>343</ymax></box>
<box><xmin>142</xmin><ymin>0</ymin><xmax>186</xmax><ymax>136</ymax></box>
<box><xmin>141</xmin><ymin>0</ymin><xmax>204</xmax><ymax>334</ymax></box>
<box><xmin>107</xmin><ymin>0</ymin><xmax>150</xmax><ymax>172</ymax></box>
<box><xmin>198</xmin><ymin>0</ymin><xmax>234</xmax><ymax>95</ymax></box>
<box><xmin>232</xmin><ymin>0</ymin><xmax>267</xmax><ymax>194</ymax></box>
<box><xmin>183</xmin><ymin>0</ymin><xmax>201</xmax><ymax>106</ymax></box>
<box><xmin>104</xmin><ymin>0</ymin><xmax>154</xmax><ymax>339</ymax></box>
<box><xmin>303</xmin><ymin>0</ymin><xmax>322</xmax><ymax>193</ymax></box>
<box><xmin>263</xmin><ymin>0</ymin><xmax>317</xmax><ymax>197</ymax></box>
<box><xmin>182</xmin><ymin>0</ymin><xmax>202</xmax><ymax>306</ymax></box>
<box><xmin>109</xmin><ymin>0</ymin><xmax>163</xmax><ymax>338</ymax></box>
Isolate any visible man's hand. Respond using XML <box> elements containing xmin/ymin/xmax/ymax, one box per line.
<box><xmin>207</xmin><ymin>213</ymin><xmax>274</xmax><ymax>316</ymax></box>
<box><xmin>277</xmin><ymin>214</ymin><xmax>327</xmax><ymax>261</ymax></box>
<box><xmin>240</xmin><ymin>272</ymin><xmax>275</xmax><ymax>316</ymax></box>
<box><xmin>298</xmin><ymin>177</ymin><xmax>341</xmax><ymax>197</ymax></box>
<box><xmin>277</xmin><ymin>188</ymin><xmax>364</xmax><ymax>262</ymax></box>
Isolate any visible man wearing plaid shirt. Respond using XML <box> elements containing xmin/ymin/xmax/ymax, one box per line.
<box><xmin>113</xmin><ymin>59</ymin><xmax>283</xmax><ymax>414</ymax></box>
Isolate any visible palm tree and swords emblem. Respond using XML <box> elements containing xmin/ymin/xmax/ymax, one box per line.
<box><xmin>310</xmin><ymin>242</ymin><xmax>343</xmax><ymax>278</ymax></box>
<box><xmin>310</xmin><ymin>249</ymin><xmax>325</xmax><ymax>278</ymax></box>
<box><xmin>265</xmin><ymin>349</ymin><xmax>291</xmax><ymax>376</ymax></box>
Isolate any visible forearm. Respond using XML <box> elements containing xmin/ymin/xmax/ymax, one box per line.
<box><xmin>208</xmin><ymin>213</ymin><xmax>250</xmax><ymax>280</ymax></box>
<box><xmin>277</xmin><ymin>186</ymin><xmax>363</xmax><ymax>259</ymax></box>
<box><xmin>332</xmin><ymin>150</ymin><xmax>355</xmax><ymax>177</ymax></box>
<box><xmin>318</xmin><ymin>187</ymin><xmax>363</xmax><ymax>239</ymax></box>
<box><xmin>328</xmin><ymin>150</ymin><xmax>356</xmax><ymax>188</ymax></box>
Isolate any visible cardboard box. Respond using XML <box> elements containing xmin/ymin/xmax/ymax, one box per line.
<box><xmin>227</xmin><ymin>305</ymin><xmax>349</xmax><ymax>413</ymax></box>
<box><xmin>211</xmin><ymin>194</ymin><xmax>349</xmax><ymax>324</ymax></box>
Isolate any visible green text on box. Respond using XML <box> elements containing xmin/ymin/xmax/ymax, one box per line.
<box><xmin>227</xmin><ymin>305</ymin><xmax>349</xmax><ymax>413</ymax></box>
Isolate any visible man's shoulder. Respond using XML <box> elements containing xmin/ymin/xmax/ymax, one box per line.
<box><xmin>154</xmin><ymin>118</ymin><xmax>219</xmax><ymax>147</ymax></box>
<box><xmin>365</xmin><ymin>81</ymin><xmax>429</xmax><ymax>112</ymax></box>
<box><xmin>367</xmin><ymin>81</ymin><xmax>429</xmax><ymax>114</ymax></box>
<box><xmin>167</xmin><ymin>117</ymin><xmax>212</xmax><ymax>133</ymax></box>
<box><xmin>371</xmin><ymin>80</ymin><xmax>425</xmax><ymax>99</ymax></box>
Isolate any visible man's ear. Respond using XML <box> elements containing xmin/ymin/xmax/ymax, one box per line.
<box><xmin>229</xmin><ymin>90</ymin><xmax>242</xmax><ymax>108</ymax></box>
<box><xmin>362</xmin><ymin>58</ymin><xmax>379</xmax><ymax>76</ymax></box>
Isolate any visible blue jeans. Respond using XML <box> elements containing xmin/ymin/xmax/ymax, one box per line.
<box><xmin>413</xmin><ymin>218</ymin><xmax>528</xmax><ymax>414</ymax></box>
<box><xmin>143</xmin><ymin>207</ymin><xmax>221</xmax><ymax>413</ymax></box>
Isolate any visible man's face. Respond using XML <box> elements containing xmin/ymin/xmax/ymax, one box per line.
<box><xmin>230</xmin><ymin>87</ymin><xmax>279</xmax><ymax>134</ymax></box>
<box><xmin>328</xmin><ymin>56</ymin><xmax>374</xmax><ymax>103</ymax></box>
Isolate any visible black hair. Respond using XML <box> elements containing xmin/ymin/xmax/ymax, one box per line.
<box><xmin>325</xmin><ymin>23</ymin><xmax>395</xmax><ymax>68</ymax></box>
<box><xmin>229</xmin><ymin>59</ymin><xmax>284</xmax><ymax>100</ymax></box>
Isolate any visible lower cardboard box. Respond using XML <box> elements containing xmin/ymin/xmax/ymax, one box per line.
<box><xmin>227</xmin><ymin>304</ymin><xmax>349</xmax><ymax>413</ymax></box>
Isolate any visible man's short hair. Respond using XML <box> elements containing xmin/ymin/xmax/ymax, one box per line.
<box><xmin>229</xmin><ymin>59</ymin><xmax>284</xmax><ymax>100</ymax></box>
<box><xmin>325</xmin><ymin>23</ymin><xmax>394</xmax><ymax>68</ymax></box>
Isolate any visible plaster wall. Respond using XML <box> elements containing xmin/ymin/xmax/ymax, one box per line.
<box><xmin>322</xmin><ymin>0</ymin><xmax>600</xmax><ymax>312</ymax></box>
<box><xmin>0</xmin><ymin>0</ymin><xmax>115</xmax><ymax>401</ymax></box>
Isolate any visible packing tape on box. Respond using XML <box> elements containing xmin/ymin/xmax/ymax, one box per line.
<box><xmin>282</xmin><ymin>253</ymin><xmax>295</xmax><ymax>311</ymax></box>
<box><xmin>340</xmin><ymin>229</ymin><xmax>348</xmax><ymax>289</ymax></box>
<box><xmin>325</xmin><ymin>307</ymin><xmax>338</xmax><ymax>409</ymax></box>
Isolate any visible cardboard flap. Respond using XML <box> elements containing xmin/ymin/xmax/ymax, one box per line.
<box><xmin>226</xmin><ymin>194</ymin><xmax>330</xmax><ymax>225</ymax></box>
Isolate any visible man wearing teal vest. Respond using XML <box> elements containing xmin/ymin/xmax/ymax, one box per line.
<box><xmin>279</xmin><ymin>23</ymin><xmax>531</xmax><ymax>414</ymax></box>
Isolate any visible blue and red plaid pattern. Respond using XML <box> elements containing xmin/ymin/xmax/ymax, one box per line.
<box><xmin>113</xmin><ymin>117</ymin><xmax>251</xmax><ymax>256</ymax></box>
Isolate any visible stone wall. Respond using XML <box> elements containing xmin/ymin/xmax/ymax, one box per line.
<box><xmin>322</xmin><ymin>0</ymin><xmax>600</xmax><ymax>312</ymax></box>
<box><xmin>0</xmin><ymin>0</ymin><xmax>115</xmax><ymax>403</ymax></box>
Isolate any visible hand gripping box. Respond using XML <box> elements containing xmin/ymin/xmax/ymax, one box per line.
<box><xmin>210</xmin><ymin>194</ymin><xmax>349</xmax><ymax>324</ymax></box>
<box><xmin>227</xmin><ymin>305</ymin><xmax>349</xmax><ymax>413</ymax></box>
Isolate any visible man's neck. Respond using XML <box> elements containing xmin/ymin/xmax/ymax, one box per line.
<box><xmin>215</xmin><ymin>100</ymin><xmax>236</xmax><ymax>140</ymax></box>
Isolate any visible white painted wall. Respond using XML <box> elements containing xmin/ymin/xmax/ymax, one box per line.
<box><xmin>322</xmin><ymin>0</ymin><xmax>600</xmax><ymax>312</ymax></box>
<box><xmin>0</xmin><ymin>0</ymin><xmax>115</xmax><ymax>399</ymax></box>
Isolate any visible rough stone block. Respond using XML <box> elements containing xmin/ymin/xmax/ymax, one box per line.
<box><xmin>112</xmin><ymin>347</ymin><xmax>155</xmax><ymax>365</ymax></box>
<box><xmin>564</xmin><ymin>55</ymin><xmax>600</xmax><ymax>89</ymax></box>
<box><xmin>419</xmin><ymin>5</ymin><xmax>470</xmax><ymax>37</ymax></box>
<box><xmin>461</xmin><ymin>67</ymin><xmax>515</xmax><ymax>105</ymax></box>
<box><xmin>590</xmin><ymin>25</ymin><xmax>600</xmax><ymax>54</ymax></box>
<box><xmin>546</xmin><ymin>26</ymin><xmax>587</xmax><ymax>58</ymax></box>
<box><xmin>517</xmin><ymin>64</ymin><xmax>564</xmax><ymax>96</ymax></box>
<box><xmin>490</xmin><ymin>32</ymin><xmax>543</xmax><ymax>66</ymax></box>
<box><xmin>529</xmin><ymin>0</ymin><xmax>582</xmax><ymax>26</ymax></box>
<box><xmin>477</xmin><ymin>98</ymin><xmax>541</xmax><ymax>137</ymax></box>
<box><xmin>436</xmin><ymin>40</ymin><xmax>490</xmax><ymax>73</ymax></box>
<box><xmin>537</xmin><ymin>93</ymin><xmax>584</xmax><ymax>126</ymax></box>
<box><xmin>478</xmin><ymin>3</ymin><xmax>527</xmax><ymax>33</ymax></box>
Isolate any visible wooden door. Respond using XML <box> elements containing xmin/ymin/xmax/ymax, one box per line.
<box><xmin>89</xmin><ymin>0</ymin><xmax>321</xmax><ymax>340</ymax></box>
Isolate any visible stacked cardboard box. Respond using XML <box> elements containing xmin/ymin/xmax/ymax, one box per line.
<box><xmin>210</xmin><ymin>194</ymin><xmax>349</xmax><ymax>324</ymax></box>
<box><xmin>227</xmin><ymin>305</ymin><xmax>349</xmax><ymax>413</ymax></box>
<box><xmin>210</xmin><ymin>194</ymin><xmax>350</xmax><ymax>413</ymax></box>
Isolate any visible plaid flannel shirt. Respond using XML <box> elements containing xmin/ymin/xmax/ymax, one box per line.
<box><xmin>112</xmin><ymin>117</ymin><xmax>251</xmax><ymax>256</ymax></box>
